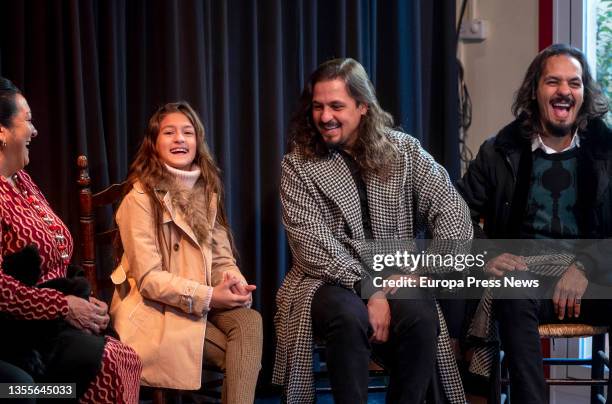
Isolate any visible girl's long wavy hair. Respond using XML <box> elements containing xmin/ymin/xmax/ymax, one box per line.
<box><xmin>124</xmin><ymin>101</ymin><xmax>233</xmax><ymax>253</ymax></box>
<box><xmin>288</xmin><ymin>58</ymin><xmax>398</xmax><ymax>179</ymax></box>
<box><xmin>512</xmin><ymin>44</ymin><xmax>609</xmax><ymax>136</ymax></box>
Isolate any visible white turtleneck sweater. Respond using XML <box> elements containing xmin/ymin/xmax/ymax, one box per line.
<box><xmin>164</xmin><ymin>163</ymin><xmax>201</xmax><ymax>189</ymax></box>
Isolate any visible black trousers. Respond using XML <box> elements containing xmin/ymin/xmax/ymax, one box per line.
<box><xmin>495</xmin><ymin>273</ymin><xmax>612</xmax><ymax>404</ymax></box>
<box><xmin>0</xmin><ymin>324</ymin><xmax>104</xmax><ymax>401</ymax></box>
<box><xmin>311</xmin><ymin>284</ymin><xmax>439</xmax><ymax>404</ymax></box>
<box><xmin>0</xmin><ymin>360</ymin><xmax>35</xmax><ymax>404</ymax></box>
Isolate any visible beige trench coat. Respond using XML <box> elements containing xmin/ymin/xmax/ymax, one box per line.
<box><xmin>110</xmin><ymin>182</ymin><xmax>245</xmax><ymax>390</ymax></box>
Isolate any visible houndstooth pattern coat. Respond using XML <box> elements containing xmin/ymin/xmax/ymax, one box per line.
<box><xmin>273</xmin><ymin>130</ymin><xmax>473</xmax><ymax>403</ymax></box>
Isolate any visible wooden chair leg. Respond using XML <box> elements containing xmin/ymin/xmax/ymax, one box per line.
<box><xmin>152</xmin><ymin>388</ymin><xmax>183</xmax><ymax>404</ymax></box>
<box><xmin>152</xmin><ymin>388</ymin><xmax>166</xmax><ymax>404</ymax></box>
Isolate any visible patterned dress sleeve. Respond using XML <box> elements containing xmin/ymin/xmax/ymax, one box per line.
<box><xmin>0</xmin><ymin>272</ymin><xmax>69</xmax><ymax>320</ymax></box>
<box><xmin>0</xmin><ymin>202</ymin><xmax>69</xmax><ymax>320</ymax></box>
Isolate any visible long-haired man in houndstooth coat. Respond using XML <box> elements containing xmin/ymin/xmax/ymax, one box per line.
<box><xmin>272</xmin><ymin>58</ymin><xmax>473</xmax><ymax>403</ymax></box>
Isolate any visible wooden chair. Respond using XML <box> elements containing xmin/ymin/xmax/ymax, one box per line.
<box><xmin>76</xmin><ymin>155</ymin><xmax>124</xmax><ymax>299</ymax></box>
<box><xmin>76</xmin><ymin>155</ymin><xmax>223</xmax><ymax>404</ymax></box>
<box><xmin>499</xmin><ymin>323</ymin><xmax>609</xmax><ymax>404</ymax></box>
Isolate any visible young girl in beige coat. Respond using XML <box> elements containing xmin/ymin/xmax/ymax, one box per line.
<box><xmin>110</xmin><ymin>101</ymin><xmax>262</xmax><ymax>403</ymax></box>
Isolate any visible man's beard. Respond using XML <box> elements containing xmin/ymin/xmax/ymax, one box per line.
<box><xmin>541</xmin><ymin>94</ymin><xmax>576</xmax><ymax>138</ymax></box>
<box><xmin>318</xmin><ymin>121</ymin><xmax>348</xmax><ymax>148</ymax></box>
<box><xmin>321</xmin><ymin>135</ymin><xmax>351</xmax><ymax>151</ymax></box>
<box><xmin>543</xmin><ymin>120</ymin><xmax>574</xmax><ymax>138</ymax></box>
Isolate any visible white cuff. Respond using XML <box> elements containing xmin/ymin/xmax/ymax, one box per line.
<box><xmin>202</xmin><ymin>285</ymin><xmax>214</xmax><ymax>313</ymax></box>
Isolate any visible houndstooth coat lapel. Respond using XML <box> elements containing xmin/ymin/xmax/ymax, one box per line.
<box><xmin>305</xmin><ymin>152</ymin><xmax>366</xmax><ymax>240</ymax></box>
<box><xmin>305</xmin><ymin>150</ymin><xmax>404</xmax><ymax>240</ymax></box>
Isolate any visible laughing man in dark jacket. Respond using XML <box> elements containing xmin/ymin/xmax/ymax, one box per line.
<box><xmin>457</xmin><ymin>44</ymin><xmax>612</xmax><ymax>403</ymax></box>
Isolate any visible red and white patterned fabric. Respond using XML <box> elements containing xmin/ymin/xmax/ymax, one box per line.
<box><xmin>1</xmin><ymin>171</ymin><xmax>141</xmax><ymax>403</ymax></box>
<box><xmin>80</xmin><ymin>336</ymin><xmax>143</xmax><ymax>404</ymax></box>
<box><xmin>0</xmin><ymin>171</ymin><xmax>70</xmax><ymax>318</ymax></box>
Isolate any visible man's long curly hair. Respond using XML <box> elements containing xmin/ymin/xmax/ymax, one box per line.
<box><xmin>288</xmin><ymin>58</ymin><xmax>398</xmax><ymax>178</ymax></box>
<box><xmin>512</xmin><ymin>43</ymin><xmax>609</xmax><ymax>136</ymax></box>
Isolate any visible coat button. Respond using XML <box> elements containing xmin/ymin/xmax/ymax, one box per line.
<box><xmin>173</xmin><ymin>243</ymin><xmax>180</xmax><ymax>251</ymax></box>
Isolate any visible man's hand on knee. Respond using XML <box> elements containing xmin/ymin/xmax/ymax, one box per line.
<box><xmin>553</xmin><ymin>264</ymin><xmax>588</xmax><ymax>319</ymax></box>
<box><xmin>367</xmin><ymin>291</ymin><xmax>390</xmax><ymax>343</ymax></box>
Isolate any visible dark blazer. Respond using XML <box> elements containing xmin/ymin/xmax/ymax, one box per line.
<box><xmin>456</xmin><ymin>117</ymin><xmax>612</xmax><ymax>283</ymax></box>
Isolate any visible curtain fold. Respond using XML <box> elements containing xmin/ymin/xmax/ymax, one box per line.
<box><xmin>0</xmin><ymin>0</ymin><xmax>457</xmax><ymax>383</ymax></box>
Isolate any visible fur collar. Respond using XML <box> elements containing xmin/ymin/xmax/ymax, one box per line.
<box><xmin>155</xmin><ymin>176</ymin><xmax>212</xmax><ymax>245</ymax></box>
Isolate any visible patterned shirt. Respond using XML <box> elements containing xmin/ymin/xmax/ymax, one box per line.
<box><xmin>522</xmin><ymin>149</ymin><xmax>579</xmax><ymax>239</ymax></box>
<box><xmin>0</xmin><ymin>170</ymin><xmax>69</xmax><ymax>319</ymax></box>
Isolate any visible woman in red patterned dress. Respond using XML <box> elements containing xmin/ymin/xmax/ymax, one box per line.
<box><xmin>0</xmin><ymin>77</ymin><xmax>142</xmax><ymax>403</ymax></box>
